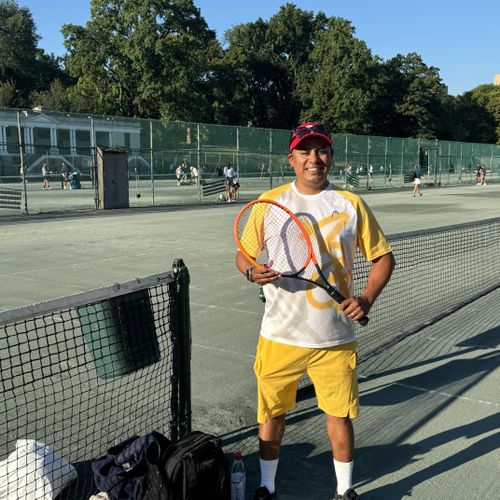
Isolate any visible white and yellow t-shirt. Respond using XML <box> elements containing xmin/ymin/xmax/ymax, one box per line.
<box><xmin>257</xmin><ymin>181</ymin><xmax>391</xmax><ymax>348</ymax></box>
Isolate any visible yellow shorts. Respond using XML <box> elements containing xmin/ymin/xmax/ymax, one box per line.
<box><xmin>253</xmin><ymin>336</ymin><xmax>359</xmax><ymax>424</ymax></box>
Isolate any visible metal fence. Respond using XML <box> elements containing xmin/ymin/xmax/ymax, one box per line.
<box><xmin>1</xmin><ymin>107</ymin><xmax>499</xmax><ymax>214</ymax></box>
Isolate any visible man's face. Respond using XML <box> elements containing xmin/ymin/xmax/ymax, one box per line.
<box><xmin>288</xmin><ymin>136</ymin><xmax>332</xmax><ymax>194</ymax></box>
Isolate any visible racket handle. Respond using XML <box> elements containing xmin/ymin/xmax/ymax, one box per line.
<box><xmin>325</xmin><ymin>286</ymin><xmax>370</xmax><ymax>326</ymax></box>
<box><xmin>358</xmin><ymin>315</ymin><xmax>369</xmax><ymax>327</ymax></box>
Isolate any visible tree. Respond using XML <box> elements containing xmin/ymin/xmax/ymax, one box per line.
<box><xmin>449</xmin><ymin>86</ymin><xmax>499</xmax><ymax>143</ymax></box>
<box><xmin>0</xmin><ymin>80</ymin><xmax>17</xmax><ymax>107</ymax></box>
<box><xmin>30</xmin><ymin>79</ymin><xmax>71</xmax><ymax>112</ymax></box>
<box><xmin>0</xmin><ymin>0</ymin><xmax>39</xmax><ymax>104</ymax></box>
<box><xmin>217</xmin><ymin>4</ymin><xmax>328</xmax><ymax>128</ymax></box>
<box><xmin>0</xmin><ymin>0</ymin><xmax>70</xmax><ymax>108</ymax></box>
<box><xmin>63</xmin><ymin>0</ymin><xmax>221</xmax><ymax>120</ymax></box>
<box><xmin>216</xmin><ymin>18</ymin><xmax>276</xmax><ymax>127</ymax></box>
<box><xmin>470</xmin><ymin>84</ymin><xmax>500</xmax><ymax>143</ymax></box>
<box><xmin>303</xmin><ymin>17</ymin><xmax>378</xmax><ymax>134</ymax></box>
<box><xmin>370</xmin><ymin>53</ymin><xmax>447</xmax><ymax>138</ymax></box>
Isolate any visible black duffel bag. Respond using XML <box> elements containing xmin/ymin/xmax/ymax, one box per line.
<box><xmin>93</xmin><ymin>431</ymin><xmax>229</xmax><ymax>500</ymax></box>
<box><xmin>145</xmin><ymin>431</ymin><xmax>229</xmax><ymax>500</ymax></box>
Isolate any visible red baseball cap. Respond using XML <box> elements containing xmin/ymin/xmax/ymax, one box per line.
<box><xmin>289</xmin><ymin>122</ymin><xmax>332</xmax><ymax>152</ymax></box>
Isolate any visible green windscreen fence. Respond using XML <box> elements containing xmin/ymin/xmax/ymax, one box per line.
<box><xmin>1</xmin><ymin>107</ymin><xmax>499</xmax><ymax>213</ymax></box>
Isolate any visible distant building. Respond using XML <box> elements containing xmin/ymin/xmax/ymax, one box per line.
<box><xmin>0</xmin><ymin>109</ymin><xmax>143</xmax><ymax>177</ymax></box>
<box><xmin>494</xmin><ymin>74</ymin><xmax>500</xmax><ymax>86</ymax></box>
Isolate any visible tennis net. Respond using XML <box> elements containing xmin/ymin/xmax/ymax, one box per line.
<box><xmin>222</xmin><ymin>216</ymin><xmax>500</xmax><ymax>458</ymax></box>
<box><xmin>0</xmin><ymin>264</ymin><xmax>191</xmax><ymax>499</ymax></box>
<box><xmin>354</xmin><ymin>216</ymin><xmax>500</xmax><ymax>363</ymax></box>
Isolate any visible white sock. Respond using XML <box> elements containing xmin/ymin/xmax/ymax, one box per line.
<box><xmin>333</xmin><ymin>459</ymin><xmax>353</xmax><ymax>495</ymax></box>
<box><xmin>259</xmin><ymin>458</ymin><xmax>279</xmax><ymax>494</ymax></box>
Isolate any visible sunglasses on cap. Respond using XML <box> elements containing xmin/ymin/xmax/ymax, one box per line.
<box><xmin>289</xmin><ymin>123</ymin><xmax>332</xmax><ymax>151</ymax></box>
<box><xmin>291</xmin><ymin>123</ymin><xmax>330</xmax><ymax>139</ymax></box>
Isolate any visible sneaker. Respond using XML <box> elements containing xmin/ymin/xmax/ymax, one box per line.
<box><xmin>254</xmin><ymin>486</ymin><xmax>277</xmax><ymax>499</ymax></box>
<box><xmin>334</xmin><ymin>488</ymin><xmax>359</xmax><ymax>499</ymax></box>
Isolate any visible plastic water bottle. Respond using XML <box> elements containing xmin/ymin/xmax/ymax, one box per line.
<box><xmin>230</xmin><ymin>451</ymin><xmax>246</xmax><ymax>500</ymax></box>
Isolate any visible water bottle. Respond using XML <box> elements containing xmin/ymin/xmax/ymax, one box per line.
<box><xmin>230</xmin><ymin>451</ymin><xmax>246</xmax><ymax>500</ymax></box>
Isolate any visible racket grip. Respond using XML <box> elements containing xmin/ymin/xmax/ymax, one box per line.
<box><xmin>358</xmin><ymin>315</ymin><xmax>369</xmax><ymax>327</ymax></box>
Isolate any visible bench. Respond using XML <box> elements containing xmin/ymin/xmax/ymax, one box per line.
<box><xmin>201</xmin><ymin>178</ymin><xmax>226</xmax><ymax>199</ymax></box>
<box><xmin>346</xmin><ymin>173</ymin><xmax>359</xmax><ymax>188</ymax></box>
<box><xmin>0</xmin><ymin>188</ymin><xmax>22</xmax><ymax>210</ymax></box>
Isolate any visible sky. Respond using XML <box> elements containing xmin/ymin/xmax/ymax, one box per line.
<box><xmin>18</xmin><ymin>0</ymin><xmax>500</xmax><ymax>96</ymax></box>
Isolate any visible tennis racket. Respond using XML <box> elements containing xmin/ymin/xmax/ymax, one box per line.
<box><xmin>234</xmin><ymin>198</ymin><xmax>369</xmax><ymax>326</ymax></box>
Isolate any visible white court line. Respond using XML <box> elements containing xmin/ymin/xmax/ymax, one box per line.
<box><xmin>192</xmin><ymin>343</ymin><xmax>256</xmax><ymax>359</ymax></box>
<box><xmin>191</xmin><ymin>301</ymin><xmax>262</xmax><ymax>315</ymax></box>
<box><xmin>359</xmin><ymin>374</ymin><xmax>499</xmax><ymax>407</ymax></box>
<box><xmin>391</xmin><ymin>381</ymin><xmax>499</xmax><ymax>407</ymax></box>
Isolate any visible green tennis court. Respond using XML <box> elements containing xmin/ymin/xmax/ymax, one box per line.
<box><xmin>1</xmin><ymin>183</ymin><xmax>499</xmax><ymax>499</ymax></box>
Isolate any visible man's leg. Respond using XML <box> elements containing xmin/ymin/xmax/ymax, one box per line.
<box><xmin>256</xmin><ymin>415</ymin><xmax>285</xmax><ymax>497</ymax></box>
<box><xmin>259</xmin><ymin>414</ymin><xmax>285</xmax><ymax>459</ymax></box>
<box><xmin>326</xmin><ymin>415</ymin><xmax>355</xmax><ymax>497</ymax></box>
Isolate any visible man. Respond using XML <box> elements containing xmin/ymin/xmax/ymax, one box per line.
<box><xmin>235</xmin><ymin>122</ymin><xmax>395</xmax><ymax>500</ymax></box>
<box><xmin>224</xmin><ymin>162</ymin><xmax>236</xmax><ymax>202</ymax></box>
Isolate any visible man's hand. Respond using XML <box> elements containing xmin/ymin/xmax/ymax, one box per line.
<box><xmin>252</xmin><ymin>266</ymin><xmax>280</xmax><ymax>286</ymax></box>
<box><xmin>340</xmin><ymin>295</ymin><xmax>371</xmax><ymax>322</ymax></box>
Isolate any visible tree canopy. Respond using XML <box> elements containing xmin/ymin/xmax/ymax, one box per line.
<box><xmin>63</xmin><ymin>0</ymin><xmax>220</xmax><ymax>120</ymax></box>
<box><xmin>0</xmin><ymin>0</ymin><xmax>67</xmax><ymax>107</ymax></box>
<box><xmin>2</xmin><ymin>0</ymin><xmax>499</xmax><ymax>143</ymax></box>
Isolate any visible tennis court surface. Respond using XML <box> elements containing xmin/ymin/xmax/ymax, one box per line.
<box><xmin>1</xmin><ymin>183</ymin><xmax>499</xmax><ymax>498</ymax></box>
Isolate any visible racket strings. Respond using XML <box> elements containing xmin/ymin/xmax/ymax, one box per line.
<box><xmin>236</xmin><ymin>202</ymin><xmax>310</xmax><ymax>273</ymax></box>
<box><xmin>296</xmin><ymin>215</ymin><xmax>324</xmax><ymax>280</ymax></box>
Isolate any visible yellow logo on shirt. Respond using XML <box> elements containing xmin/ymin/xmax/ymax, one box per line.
<box><xmin>305</xmin><ymin>212</ymin><xmax>352</xmax><ymax>309</ymax></box>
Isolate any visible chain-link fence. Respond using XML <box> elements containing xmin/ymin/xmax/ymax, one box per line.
<box><xmin>1</xmin><ymin>107</ymin><xmax>499</xmax><ymax>214</ymax></box>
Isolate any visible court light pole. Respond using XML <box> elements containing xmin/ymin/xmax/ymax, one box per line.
<box><xmin>89</xmin><ymin>115</ymin><xmax>98</xmax><ymax>209</ymax></box>
<box><xmin>17</xmin><ymin>110</ymin><xmax>29</xmax><ymax>214</ymax></box>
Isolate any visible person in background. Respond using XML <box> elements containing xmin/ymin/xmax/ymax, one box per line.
<box><xmin>190</xmin><ymin>166</ymin><xmax>199</xmax><ymax>186</ymax></box>
<box><xmin>476</xmin><ymin>163</ymin><xmax>486</xmax><ymax>185</ymax></box>
<box><xmin>61</xmin><ymin>163</ymin><xmax>70</xmax><ymax>190</ymax></box>
<box><xmin>232</xmin><ymin>170</ymin><xmax>240</xmax><ymax>200</ymax></box>
<box><xmin>224</xmin><ymin>162</ymin><xmax>236</xmax><ymax>202</ymax></box>
<box><xmin>42</xmin><ymin>163</ymin><xmax>52</xmax><ymax>190</ymax></box>
<box><xmin>176</xmin><ymin>162</ymin><xmax>187</xmax><ymax>185</ymax></box>
<box><xmin>412</xmin><ymin>167</ymin><xmax>423</xmax><ymax>197</ymax></box>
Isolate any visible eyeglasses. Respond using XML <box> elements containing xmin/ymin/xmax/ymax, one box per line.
<box><xmin>290</xmin><ymin>124</ymin><xmax>331</xmax><ymax>141</ymax></box>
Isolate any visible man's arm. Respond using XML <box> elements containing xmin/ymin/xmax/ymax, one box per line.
<box><xmin>340</xmin><ymin>252</ymin><xmax>395</xmax><ymax>321</ymax></box>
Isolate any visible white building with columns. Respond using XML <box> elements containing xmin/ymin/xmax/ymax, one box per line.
<box><xmin>0</xmin><ymin>108</ymin><xmax>142</xmax><ymax>177</ymax></box>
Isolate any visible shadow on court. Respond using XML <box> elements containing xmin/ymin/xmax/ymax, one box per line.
<box><xmin>222</xmin><ymin>292</ymin><xmax>500</xmax><ymax>499</ymax></box>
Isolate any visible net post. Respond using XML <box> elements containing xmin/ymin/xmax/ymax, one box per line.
<box><xmin>172</xmin><ymin>258</ymin><xmax>192</xmax><ymax>438</ymax></box>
